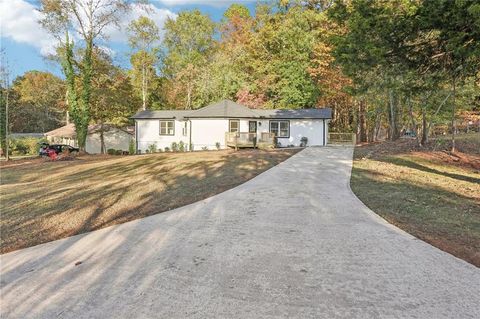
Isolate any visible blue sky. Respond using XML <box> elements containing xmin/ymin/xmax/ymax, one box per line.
<box><xmin>0</xmin><ymin>0</ymin><xmax>258</xmax><ymax>81</ymax></box>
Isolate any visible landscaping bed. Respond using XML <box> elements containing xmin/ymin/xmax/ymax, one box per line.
<box><xmin>0</xmin><ymin>149</ymin><xmax>299</xmax><ymax>253</ymax></box>
<box><xmin>351</xmin><ymin>133</ymin><xmax>480</xmax><ymax>266</ymax></box>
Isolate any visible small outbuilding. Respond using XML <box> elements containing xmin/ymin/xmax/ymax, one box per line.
<box><xmin>45</xmin><ymin>123</ymin><xmax>134</xmax><ymax>154</ymax></box>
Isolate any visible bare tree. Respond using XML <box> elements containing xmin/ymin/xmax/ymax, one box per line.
<box><xmin>0</xmin><ymin>49</ymin><xmax>10</xmax><ymax>160</ymax></box>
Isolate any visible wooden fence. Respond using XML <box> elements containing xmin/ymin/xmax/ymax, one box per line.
<box><xmin>328</xmin><ymin>133</ymin><xmax>356</xmax><ymax>145</ymax></box>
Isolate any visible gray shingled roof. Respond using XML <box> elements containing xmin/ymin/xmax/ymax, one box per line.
<box><xmin>131</xmin><ymin>110</ymin><xmax>191</xmax><ymax>120</ymax></box>
<box><xmin>187</xmin><ymin>99</ymin><xmax>259</xmax><ymax>118</ymax></box>
<box><xmin>45</xmin><ymin>123</ymin><xmax>134</xmax><ymax>138</ymax></box>
<box><xmin>255</xmin><ymin>108</ymin><xmax>332</xmax><ymax>119</ymax></box>
<box><xmin>131</xmin><ymin>100</ymin><xmax>332</xmax><ymax>120</ymax></box>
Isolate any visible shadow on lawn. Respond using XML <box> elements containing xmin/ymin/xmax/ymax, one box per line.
<box><xmin>351</xmin><ymin>166</ymin><xmax>480</xmax><ymax>267</ymax></box>
<box><xmin>378</xmin><ymin>156</ymin><xmax>480</xmax><ymax>184</ymax></box>
<box><xmin>0</xmin><ymin>149</ymin><xmax>303</xmax><ymax>318</ymax></box>
<box><xmin>0</xmin><ymin>149</ymin><xmax>298</xmax><ymax>254</ymax></box>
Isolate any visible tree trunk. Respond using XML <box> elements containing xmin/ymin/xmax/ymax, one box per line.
<box><xmin>186</xmin><ymin>82</ymin><xmax>192</xmax><ymax>110</ymax></box>
<box><xmin>358</xmin><ymin>99</ymin><xmax>367</xmax><ymax>143</ymax></box>
<box><xmin>142</xmin><ymin>62</ymin><xmax>146</xmax><ymax>110</ymax></box>
<box><xmin>5</xmin><ymin>86</ymin><xmax>9</xmax><ymax>161</ymax></box>
<box><xmin>421</xmin><ymin>108</ymin><xmax>428</xmax><ymax>146</ymax></box>
<box><xmin>77</xmin><ymin>37</ymin><xmax>93</xmax><ymax>151</ymax></box>
<box><xmin>426</xmin><ymin>92</ymin><xmax>451</xmax><ymax>140</ymax></box>
<box><xmin>100</xmin><ymin>122</ymin><xmax>105</xmax><ymax>154</ymax></box>
<box><xmin>451</xmin><ymin>78</ymin><xmax>456</xmax><ymax>153</ymax></box>
<box><xmin>407</xmin><ymin>96</ymin><xmax>419</xmax><ymax>146</ymax></box>
<box><xmin>374</xmin><ymin>109</ymin><xmax>382</xmax><ymax>142</ymax></box>
<box><xmin>388</xmin><ymin>89</ymin><xmax>399</xmax><ymax>140</ymax></box>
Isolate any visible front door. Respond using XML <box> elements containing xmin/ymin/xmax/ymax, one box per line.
<box><xmin>248</xmin><ymin>121</ymin><xmax>257</xmax><ymax>146</ymax></box>
<box><xmin>248</xmin><ymin>121</ymin><xmax>257</xmax><ymax>133</ymax></box>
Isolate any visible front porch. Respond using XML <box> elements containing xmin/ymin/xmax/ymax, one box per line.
<box><xmin>225</xmin><ymin>132</ymin><xmax>275</xmax><ymax>150</ymax></box>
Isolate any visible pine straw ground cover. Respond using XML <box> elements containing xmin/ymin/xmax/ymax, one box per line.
<box><xmin>0</xmin><ymin>149</ymin><xmax>299</xmax><ymax>253</ymax></box>
<box><xmin>351</xmin><ymin>133</ymin><xmax>480</xmax><ymax>267</ymax></box>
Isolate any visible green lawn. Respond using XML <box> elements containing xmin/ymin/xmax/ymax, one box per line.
<box><xmin>351</xmin><ymin>133</ymin><xmax>480</xmax><ymax>266</ymax></box>
<box><xmin>0</xmin><ymin>149</ymin><xmax>299</xmax><ymax>253</ymax></box>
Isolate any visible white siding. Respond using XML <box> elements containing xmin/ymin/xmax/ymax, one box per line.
<box><xmin>275</xmin><ymin>119</ymin><xmax>326</xmax><ymax>147</ymax></box>
<box><xmin>136</xmin><ymin>117</ymin><xmax>329</xmax><ymax>151</ymax></box>
<box><xmin>136</xmin><ymin>119</ymin><xmax>188</xmax><ymax>152</ymax></box>
<box><xmin>86</xmin><ymin>129</ymin><xmax>133</xmax><ymax>154</ymax></box>
<box><xmin>190</xmin><ymin>119</ymin><xmax>229</xmax><ymax>150</ymax></box>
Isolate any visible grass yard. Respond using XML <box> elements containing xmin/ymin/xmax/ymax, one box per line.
<box><xmin>0</xmin><ymin>149</ymin><xmax>299</xmax><ymax>253</ymax></box>
<box><xmin>351</xmin><ymin>133</ymin><xmax>480</xmax><ymax>266</ymax></box>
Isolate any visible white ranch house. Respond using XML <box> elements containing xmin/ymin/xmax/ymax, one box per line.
<box><xmin>132</xmin><ymin>100</ymin><xmax>332</xmax><ymax>152</ymax></box>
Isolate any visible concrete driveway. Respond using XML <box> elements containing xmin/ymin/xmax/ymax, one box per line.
<box><xmin>1</xmin><ymin>147</ymin><xmax>479</xmax><ymax>318</ymax></box>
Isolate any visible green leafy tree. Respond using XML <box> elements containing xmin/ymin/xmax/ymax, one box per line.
<box><xmin>127</xmin><ymin>16</ymin><xmax>160</xmax><ymax>110</ymax></box>
<box><xmin>40</xmin><ymin>0</ymin><xmax>129</xmax><ymax>150</ymax></box>
<box><xmin>413</xmin><ymin>0</ymin><xmax>480</xmax><ymax>151</ymax></box>
<box><xmin>89</xmin><ymin>49</ymin><xmax>140</xmax><ymax>153</ymax></box>
<box><xmin>12</xmin><ymin>71</ymin><xmax>65</xmax><ymax>132</ymax></box>
<box><xmin>162</xmin><ymin>10</ymin><xmax>215</xmax><ymax>109</ymax></box>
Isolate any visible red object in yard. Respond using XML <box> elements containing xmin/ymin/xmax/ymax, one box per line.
<box><xmin>47</xmin><ymin>148</ymin><xmax>57</xmax><ymax>160</ymax></box>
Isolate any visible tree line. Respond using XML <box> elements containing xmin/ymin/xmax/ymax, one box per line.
<box><xmin>1</xmin><ymin>0</ymin><xmax>478</xmax><ymax>153</ymax></box>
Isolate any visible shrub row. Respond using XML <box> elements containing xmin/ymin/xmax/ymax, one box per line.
<box><xmin>2</xmin><ymin>137</ymin><xmax>47</xmax><ymax>156</ymax></box>
<box><xmin>144</xmin><ymin>141</ymin><xmax>223</xmax><ymax>154</ymax></box>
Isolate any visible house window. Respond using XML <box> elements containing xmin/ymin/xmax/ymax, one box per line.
<box><xmin>229</xmin><ymin>119</ymin><xmax>240</xmax><ymax>133</ymax></box>
<box><xmin>159</xmin><ymin>120</ymin><xmax>174</xmax><ymax>135</ymax></box>
<box><xmin>270</xmin><ymin>120</ymin><xmax>289</xmax><ymax>138</ymax></box>
<box><xmin>182</xmin><ymin>122</ymin><xmax>188</xmax><ymax>136</ymax></box>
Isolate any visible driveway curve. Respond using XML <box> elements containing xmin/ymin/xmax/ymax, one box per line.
<box><xmin>1</xmin><ymin>146</ymin><xmax>479</xmax><ymax>318</ymax></box>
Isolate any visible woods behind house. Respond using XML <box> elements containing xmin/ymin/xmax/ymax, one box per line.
<box><xmin>1</xmin><ymin>0</ymin><xmax>479</xmax><ymax>154</ymax></box>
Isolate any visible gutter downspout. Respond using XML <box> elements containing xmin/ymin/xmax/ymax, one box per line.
<box><xmin>188</xmin><ymin>119</ymin><xmax>192</xmax><ymax>151</ymax></box>
<box><xmin>135</xmin><ymin>120</ymin><xmax>138</xmax><ymax>154</ymax></box>
<box><xmin>323</xmin><ymin>119</ymin><xmax>326</xmax><ymax>146</ymax></box>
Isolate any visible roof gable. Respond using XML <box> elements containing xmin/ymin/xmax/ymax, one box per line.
<box><xmin>186</xmin><ymin>100</ymin><xmax>259</xmax><ymax>118</ymax></box>
<box><xmin>131</xmin><ymin>100</ymin><xmax>332</xmax><ymax>120</ymax></box>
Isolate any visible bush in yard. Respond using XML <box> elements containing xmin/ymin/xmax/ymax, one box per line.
<box><xmin>115</xmin><ymin>149</ymin><xmax>123</xmax><ymax>155</ymax></box>
<box><xmin>300</xmin><ymin>137</ymin><xmax>308</xmax><ymax>147</ymax></box>
<box><xmin>107</xmin><ymin>148</ymin><xmax>116</xmax><ymax>155</ymax></box>
<box><xmin>129</xmin><ymin>139</ymin><xmax>135</xmax><ymax>155</ymax></box>
<box><xmin>147</xmin><ymin>143</ymin><xmax>157</xmax><ymax>153</ymax></box>
<box><xmin>171</xmin><ymin>142</ymin><xmax>178</xmax><ymax>152</ymax></box>
<box><xmin>12</xmin><ymin>139</ymin><xmax>29</xmax><ymax>155</ymax></box>
<box><xmin>215</xmin><ymin>142</ymin><xmax>221</xmax><ymax>150</ymax></box>
<box><xmin>201</xmin><ymin>146</ymin><xmax>208</xmax><ymax>151</ymax></box>
<box><xmin>164</xmin><ymin>146</ymin><xmax>170</xmax><ymax>152</ymax></box>
<box><xmin>26</xmin><ymin>137</ymin><xmax>45</xmax><ymax>155</ymax></box>
<box><xmin>178</xmin><ymin>141</ymin><xmax>185</xmax><ymax>152</ymax></box>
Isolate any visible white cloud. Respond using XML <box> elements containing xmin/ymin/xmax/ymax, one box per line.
<box><xmin>0</xmin><ymin>0</ymin><xmax>57</xmax><ymax>55</ymax></box>
<box><xmin>155</xmin><ymin>0</ymin><xmax>256</xmax><ymax>7</ymax></box>
<box><xmin>0</xmin><ymin>1</ymin><xmax>176</xmax><ymax>56</ymax></box>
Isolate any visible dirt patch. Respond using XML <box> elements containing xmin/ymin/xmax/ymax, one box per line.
<box><xmin>411</xmin><ymin>151</ymin><xmax>480</xmax><ymax>170</ymax></box>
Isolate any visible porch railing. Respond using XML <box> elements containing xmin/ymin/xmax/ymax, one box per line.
<box><xmin>225</xmin><ymin>132</ymin><xmax>275</xmax><ymax>149</ymax></box>
<box><xmin>328</xmin><ymin>132</ymin><xmax>356</xmax><ymax>145</ymax></box>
